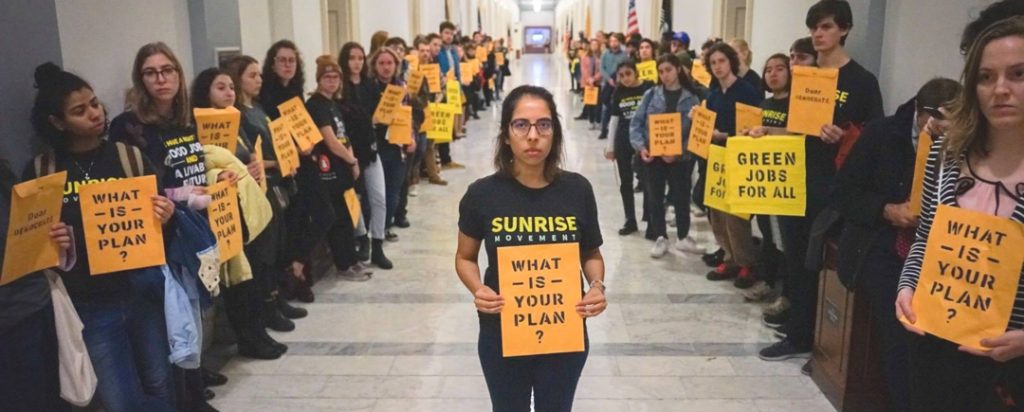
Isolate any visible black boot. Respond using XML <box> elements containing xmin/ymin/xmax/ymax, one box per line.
<box><xmin>371</xmin><ymin>238</ymin><xmax>393</xmax><ymax>270</ymax></box>
<box><xmin>262</xmin><ymin>298</ymin><xmax>295</xmax><ymax>332</ymax></box>
<box><xmin>201</xmin><ymin>367</ymin><xmax>228</xmax><ymax>387</ymax></box>
<box><xmin>249</xmin><ymin>293</ymin><xmax>288</xmax><ymax>355</ymax></box>
<box><xmin>224</xmin><ymin>282</ymin><xmax>283</xmax><ymax>360</ymax></box>
<box><xmin>356</xmin><ymin>235</ymin><xmax>371</xmax><ymax>262</ymax></box>
<box><xmin>277</xmin><ymin>295</ymin><xmax>308</xmax><ymax>319</ymax></box>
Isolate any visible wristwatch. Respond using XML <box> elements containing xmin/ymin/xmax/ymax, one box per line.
<box><xmin>589</xmin><ymin>279</ymin><xmax>606</xmax><ymax>293</ymax></box>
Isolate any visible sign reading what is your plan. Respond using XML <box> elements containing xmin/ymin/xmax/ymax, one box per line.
<box><xmin>79</xmin><ymin>175</ymin><xmax>165</xmax><ymax>275</ymax></box>
<box><xmin>498</xmin><ymin>242</ymin><xmax>585</xmax><ymax>358</ymax></box>
<box><xmin>908</xmin><ymin>205</ymin><xmax>1024</xmax><ymax>350</ymax></box>
<box><xmin>725</xmin><ymin>136</ymin><xmax>806</xmax><ymax>216</ymax></box>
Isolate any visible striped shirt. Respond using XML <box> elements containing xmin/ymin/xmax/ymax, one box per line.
<box><xmin>898</xmin><ymin>138</ymin><xmax>1024</xmax><ymax>329</ymax></box>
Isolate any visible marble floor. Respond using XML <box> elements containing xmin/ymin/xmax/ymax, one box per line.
<box><xmin>209</xmin><ymin>54</ymin><xmax>833</xmax><ymax>411</ymax></box>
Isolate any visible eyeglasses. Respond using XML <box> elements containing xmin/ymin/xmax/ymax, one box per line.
<box><xmin>275</xmin><ymin>57</ymin><xmax>297</xmax><ymax>66</ymax></box>
<box><xmin>509</xmin><ymin>118</ymin><xmax>554</xmax><ymax>137</ymax></box>
<box><xmin>141</xmin><ymin>66</ymin><xmax>177</xmax><ymax>81</ymax></box>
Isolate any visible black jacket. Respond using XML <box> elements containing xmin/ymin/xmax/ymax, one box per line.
<box><xmin>834</xmin><ymin>98</ymin><xmax>917</xmax><ymax>287</ymax></box>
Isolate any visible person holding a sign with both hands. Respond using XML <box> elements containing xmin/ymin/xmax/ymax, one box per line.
<box><xmin>456</xmin><ymin>85</ymin><xmax>606</xmax><ymax>412</ymax></box>
<box><xmin>630</xmin><ymin>54</ymin><xmax>704</xmax><ymax>257</ymax></box>
<box><xmin>604</xmin><ymin>61</ymin><xmax>654</xmax><ymax>237</ymax></box>
<box><xmin>26</xmin><ymin>63</ymin><xmax>177</xmax><ymax>412</ymax></box>
<box><xmin>897</xmin><ymin>17</ymin><xmax>1024</xmax><ymax>410</ymax></box>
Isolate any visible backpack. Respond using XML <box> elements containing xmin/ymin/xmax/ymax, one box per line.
<box><xmin>34</xmin><ymin>141</ymin><xmax>144</xmax><ymax>178</ymax></box>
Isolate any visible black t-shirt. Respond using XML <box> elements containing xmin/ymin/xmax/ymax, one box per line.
<box><xmin>707</xmin><ymin>78</ymin><xmax>763</xmax><ymax>137</ymax></box>
<box><xmin>303</xmin><ymin>94</ymin><xmax>354</xmax><ymax>190</ymax></box>
<box><xmin>21</xmin><ymin>141</ymin><xmax>159</xmax><ymax>304</ymax></box>
<box><xmin>611</xmin><ymin>81</ymin><xmax>655</xmax><ymax>145</ymax></box>
<box><xmin>761</xmin><ymin>96</ymin><xmax>789</xmax><ymax>128</ymax></box>
<box><xmin>108</xmin><ymin>111</ymin><xmax>206</xmax><ymax>188</ymax></box>
<box><xmin>458</xmin><ymin>172</ymin><xmax>603</xmax><ymax>324</ymax></box>
<box><xmin>664</xmin><ymin>88</ymin><xmax>683</xmax><ymax>113</ymax></box>
<box><xmin>240</xmin><ymin>103</ymin><xmax>276</xmax><ymax>161</ymax></box>
<box><xmin>342</xmin><ymin>78</ymin><xmax>381</xmax><ymax>166</ymax></box>
<box><xmin>741</xmin><ymin>69</ymin><xmax>765</xmax><ymax>97</ymax></box>
<box><xmin>835</xmin><ymin>59</ymin><xmax>884</xmax><ymax>127</ymax></box>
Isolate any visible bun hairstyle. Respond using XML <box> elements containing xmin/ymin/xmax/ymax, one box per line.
<box><xmin>31</xmin><ymin>62</ymin><xmax>100</xmax><ymax>150</ymax></box>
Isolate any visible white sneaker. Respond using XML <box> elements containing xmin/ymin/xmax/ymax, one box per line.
<box><xmin>742</xmin><ymin>281</ymin><xmax>775</xmax><ymax>302</ymax></box>
<box><xmin>650</xmin><ymin>236</ymin><xmax>669</xmax><ymax>258</ymax></box>
<box><xmin>352</xmin><ymin>262</ymin><xmax>374</xmax><ymax>276</ymax></box>
<box><xmin>691</xmin><ymin>204</ymin><xmax>707</xmax><ymax>218</ymax></box>
<box><xmin>673</xmin><ymin>236</ymin><xmax>706</xmax><ymax>254</ymax></box>
<box><xmin>409</xmin><ymin>185</ymin><xmax>418</xmax><ymax>197</ymax></box>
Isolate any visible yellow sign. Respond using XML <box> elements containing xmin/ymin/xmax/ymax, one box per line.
<box><xmin>691</xmin><ymin>60</ymin><xmax>712</xmax><ymax>87</ymax></box>
<box><xmin>648</xmin><ymin>113</ymin><xmax>682</xmax><ymax>157</ymax></box>
<box><xmin>475</xmin><ymin>46</ymin><xmax>487</xmax><ymax>61</ymax></box>
<box><xmin>79</xmin><ymin>175</ymin><xmax>165</xmax><ymax>275</ymax></box>
<box><xmin>637</xmin><ymin>60</ymin><xmax>658</xmax><ymax>82</ymax></box>
<box><xmin>909</xmin><ymin>205</ymin><xmax>1024</xmax><ymax>350</ymax></box>
<box><xmin>725</xmin><ymin>136</ymin><xmax>807</xmax><ymax>216</ymax></box>
<box><xmin>387</xmin><ymin>105</ymin><xmax>414</xmax><ymax>146</ymax></box>
<box><xmin>343</xmin><ymin>188</ymin><xmax>361</xmax><ymax>228</ymax></box>
<box><xmin>496</xmin><ymin>52</ymin><xmax>506</xmax><ymax>66</ymax></box>
<box><xmin>373</xmin><ymin>84</ymin><xmax>406</xmax><ymax>125</ymax></box>
<box><xmin>686</xmin><ymin>106</ymin><xmax>717</xmax><ymax>160</ymax></box>
<box><xmin>704</xmin><ymin>146</ymin><xmax>751</xmax><ymax>220</ymax></box>
<box><xmin>461</xmin><ymin>61</ymin><xmax>476</xmax><ymax>85</ymax></box>
<box><xmin>253</xmin><ymin>135</ymin><xmax>267</xmax><ymax>193</ymax></box>
<box><xmin>421</xmin><ymin>63</ymin><xmax>442</xmax><ymax>93</ymax></box>
<box><xmin>788</xmin><ymin>66</ymin><xmax>839</xmax><ymax>136</ymax></box>
<box><xmin>489</xmin><ymin>78</ymin><xmax>495</xmax><ymax>90</ymax></box>
<box><xmin>405</xmin><ymin>53</ymin><xmax>420</xmax><ymax>72</ymax></box>
<box><xmin>446</xmin><ymin>80</ymin><xmax>462</xmax><ymax>107</ymax></box>
<box><xmin>426</xmin><ymin>103</ymin><xmax>458</xmax><ymax>142</ymax></box>
<box><xmin>269</xmin><ymin>117</ymin><xmax>300</xmax><ymax>177</ymax></box>
<box><xmin>207</xmin><ymin>181</ymin><xmax>243</xmax><ymax>262</ymax></box>
<box><xmin>735</xmin><ymin>102</ymin><xmax>763</xmax><ymax>135</ymax></box>
<box><xmin>193</xmin><ymin>107</ymin><xmax>241</xmax><ymax>154</ymax></box>
<box><xmin>909</xmin><ymin>132</ymin><xmax>933</xmax><ymax>216</ymax></box>
<box><xmin>583</xmin><ymin>86</ymin><xmax>599</xmax><ymax>105</ymax></box>
<box><xmin>498</xmin><ymin>242</ymin><xmax>585</xmax><ymax>357</ymax></box>
<box><xmin>277</xmin><ymin>97</ymin><xmax>324</xmax><ymax>152</ymax></box>
<box><xmin>2</xmin><ymin>171</ymin><xmax>66</xmax><ymax>284</ymax></box>
<box><xmin>407</xmin><ymin>70</ymin><xmax>426</xmax><ymax>94</ymax></box>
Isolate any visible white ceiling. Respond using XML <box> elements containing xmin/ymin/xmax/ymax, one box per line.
<box><xmin>518</xmin><ymin>0</ymin><xmax>559</xmax><ymax>12</ymax></box>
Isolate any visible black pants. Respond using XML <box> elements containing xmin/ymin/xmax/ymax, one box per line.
<box><xmin>645</xmin><ymin>158</ymin><xmax>691</xmax><ymax>240</ymax></box>
<box><xmin>778</xmin><ymin>212</ymin><xmax>819</xmax><ymax>346</ymax></box>
<box><xmin>857</xmin><ymin>236</ymin><xmax>911</xmax><ymax>411</ymax></box>
<box><xmin>614</xmin><ymin>138</ymin><xmax>637</xmax><ymax>225</ymax></box>
<box><xmin>598</xmin><ymin>85</ymin><xmax>615</xmax><ymax>138</ymax></box>
<box><xmin>909</xmin><ymin>334</ymin><xmax>1024</xmax><ymax>411</ymax></box>
<box><xmin>290</xmin><ymin>180</ymin><xmax>357</xmax><ymax>271</ymax></box>
<box><xmin>0</xmin><ymin>305</ymin><xmax>69</xmax><ymax>412</ymax></box>
<box><xmin>478</xmin><ymin>322</ymin><xmax>588</xmax><ymax>412</ymax></box>
<box><xmin>439</xmin><ymin>142</ymin><xmax>452</xmax><ymax>165</ymax></box>
<box><xmin>688</xmin><ymin>156</ymin><xmax>707</xmax><ymax>210</ymax></box>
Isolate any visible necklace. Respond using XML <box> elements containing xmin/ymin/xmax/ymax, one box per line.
<box><xmin>71</xmin><ymin>157</ymin><xmax>96</xmax><ymax>180</ymax></box>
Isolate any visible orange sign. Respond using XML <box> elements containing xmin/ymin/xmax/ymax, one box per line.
<box><xmin>407</xmin><ymin>70</ymin><xmax>426</xmax><ymax>94</ymax></box>
<box><xmin>253</xmin><ymin>135</ymin><xmax>267</xmax><ymax>193</ymax></box>
<box><xmin>583</xmin><ymin>86</ymin><xmax>599</xmax><ymax>105</ymax></box>
<box><xmin>686</xmin><ymin>106</ymin><xmax>717</xmax><ymax>159</ymax></box>
<box><xmin>405</xmin><ymin>53</ymin><xmax>420</xmax><ymax>72</ymax></box>
<box><xmin>735</xmin><ymin>102</ymin><xmax>763</xmax><ymax>135</ymax></box>
<box><xmin>496</xmin><ymin>52</ymin><xmax>506</xmax><ymax>66</ymax></box>
<box><xmin>909</xmin><ymin>132</ymin><xmax>933</xmax><ymax>216</ymax></box>
<box><xmin>344</xmin><ymin>188</ymin><xmax>361</xmax><ymax>228</ymax></box>
<box><xmin>420</xmin><ymin>63</ymin><xmax>442</xmax><ymax>93</ymax></box>
<box><xmin>691</xmin><ymin>60</ymin><xmax>712</xmax><ymax>87</ymax></box>
<box><xmin>648</xmin><ymin>113</ymin><xmax>683</xmax><ymax>157</ymax></box>
<box><xmin>207</xmin><ymin>181</ymin><xmax>243</xmax><ymax>262</ymax></box>
<box><xmin>2</xmin><ymin>171</ymin><xmax>66</xmax><ymax>284</ymax></box>
<box><xmin>788</xmin><ymin>66</ymin><xmax>839</xmax><ymax>136</ymax></box>
<box><xmin>908</xmin><ymin>205</ymin><xmax>1024</xmax><ymax>350</ymax></box>
<box><xmin>373</xmin><ymin>84</ymin><xmax>406</xmax><ymax>125</ymax></box>
<box><xmin>387</xmin><ymin>106</ymin><xmax>414</xmax><ymax>146</ymax></box>
<box><xmin>277</xmin><ymin>97</ymin><xmax>324</xmax><ymax>152</ymax></box>
<box><xmin>269</xmin><ymin>117</ymin><xmax>299</xmax><ymax>176</ymax></box>
<box><xmin>498</xmin><ymin>242</ymin><xmax>585</xmax><ymax>357</ymax></box>
<box><xmin>460</xmin><ymin>61</ymin><xmax>475</xmax><ymax>85</ymax></box>
<box><xmin>79</xmin><ymin>175</ymin><xmax>165</xmax><ymax>275</ymax></box>
<box><xmin>193</xmin><ymin>107</ymin><xmax>241</xmax><ymax>154</ymax></box>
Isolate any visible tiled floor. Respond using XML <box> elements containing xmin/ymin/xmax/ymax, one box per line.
<box><xmin>209</xmin><ymin>54</ymin><xmax>833</xmax><ymax>411</ymax></box>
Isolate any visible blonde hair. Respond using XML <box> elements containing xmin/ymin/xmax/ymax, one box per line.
<box><xmin>368</xmin><ymin>48</ymin><xmax>402</xmax><ymax>82</ymax></box>
<box><xmin>729</xmin><ymin>38</ymin><xmax>753</xmax><ymax>67</ymax></box>
<box><xmin>125</xmin><ymin>42</ymin><xmax>190</xmax><ymax>127</ymax></box>
<box><xmin>943</xmin><ymin>16</ymin><xmax>1024</xmax><ymax>161</ymax></box>
<box><xmin>370</xmin><ymin>31</ymin><xmax>389</xmax><ymax>55</ymax></box>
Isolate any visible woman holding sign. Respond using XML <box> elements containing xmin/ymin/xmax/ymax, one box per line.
<box><xmin>579</xmin><ymin>39</ymin><xmax>603</xmax><ymax>130</ymax></box>
<box><xmin>259</xmin><ymin>40</ymin><xmax>306</xmax><ymax>120</ymax></box>
<box><xmin>896</xmin><ymin>17</ymin><xmax>1024</xmax><ymax>410</ymax></box>
<box><xmin>341</xmin><ymin>42</ymin><xmax>392</xmax><ymax>269</ymax></box>
<box><xmin>630</xmin><ymin>54</ymin><xmax>704</xmax><ymax>258</ymax></box>
<box><xmin>27</xmin><ymin>63</ymin><xmax>177</xmax><ymax>412</ymax></box>
<box><xmin>368</xmin><ymin>48</ymin><xmax>416</xmax><ymax>246</ymax></box>
<box><xmin>604</xmin><ymin>61</ymin><xmax>654</xmax><ymax>236</ymax></box>
<box><xmin>456</xmin><ymin>85</ymin><xmax>606</xmax><ymax>412</ymax></box>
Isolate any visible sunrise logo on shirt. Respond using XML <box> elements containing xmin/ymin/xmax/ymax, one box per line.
<box><xmin>490</xmin><ymin>216</ymin><xmax>581</xmax><ymax>245</ymax></box>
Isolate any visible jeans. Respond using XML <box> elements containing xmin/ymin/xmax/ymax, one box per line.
<box><xmin>645</xmin><ymin>158</ymin><xmax>691</xmax><ymax>240</ymax></box>
<box><xmin>0</xmin><ymin>306</ymin><xmax>70</xmax><ymax>412</ymax></box>
<box><xmin>378</xmin><ymin>147</ymin><xmax>407</xmax><ymax>228</ymax></box>
<box><xmin>75</xmin><ymin>291</ymin><xmax>175</xmax><ymax>412</ymax></box>
<box><xmin>598</xmin><ymin>84</ymin><xmax>615</xmax><ymax>138</ymax></box>
<box><xmin>478</xmin><ymin>321</ymin><xmax>588</xmax><ymax>412</ymax></box>
<box><xmin>359</xmin><ymin>157</ymin><xmax>387</xmax><ymax>240</ymax></box>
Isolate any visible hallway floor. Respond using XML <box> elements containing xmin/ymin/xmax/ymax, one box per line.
<box><xmin>210</xmin><ymin>54</ymin><xmax>833</xmax><ymax>412</ymax></box>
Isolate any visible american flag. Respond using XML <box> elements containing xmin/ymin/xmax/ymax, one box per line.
<box><xmin>626</xmin><ymin>0</ymin><xmax>640</xmax><ymax>36</ymax></box>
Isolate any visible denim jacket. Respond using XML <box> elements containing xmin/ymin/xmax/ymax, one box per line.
<box><xmin>629</xmin><ymin>86</ymin><xmax>700</xmax><ymax>152</ymax></box>
<box><xmin>438</xmin><ymin>45</ymin><xmax>461</xmax><ymax>81</ymax></box>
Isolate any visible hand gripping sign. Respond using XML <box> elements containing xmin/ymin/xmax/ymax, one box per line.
<box><xmin>498</xmin><ymin>242</ymin><xmax>585</xmax><ymax>357</ymax></box>
<box><xmin>79</xmin><ymin>175</ymin><xmax>165</xmax><ymax>275</ymax></box>
<box><xmin>787</xmin><ymin>66</ymin><xmax>839</xmax><ymax>137</ymax></box>
<box><xmin>907</xmin><ymin>205</ymin><xmax>1024</xmax><ymax>350</ymax></box>
<box><xmin>725</xmin><ymin>136</ymin><xmax>807</xmax><ymax>216</ymax></box>
<box><xmin>194</xmin><ymin>107</ymin><xmax>241</xmax><ymax>154</ymax></box>
<box><xmin>2</xmin><ymin>171</ymin><xmax>66</xmax><ymax>284</ymax></box>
